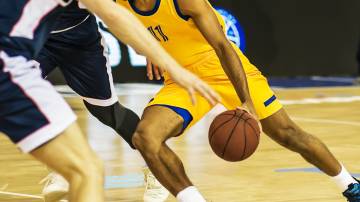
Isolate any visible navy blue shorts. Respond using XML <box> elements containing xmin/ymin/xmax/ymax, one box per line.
<box><xmin>0</xmin><ymin>51</ymin><xmax>76</xmax><ymax>153</ymax></box>
<box><xmin>37</xmin><ymin>15</ymin><xmax>118</xmax><ymax>106</ymax></box>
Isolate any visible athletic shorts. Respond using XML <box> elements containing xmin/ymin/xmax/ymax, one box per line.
<box><xmin>0</xmin><ymin>51</ymin><xmax>76</xmax><ymax>153</ymax></box>
<box><xmin>36</xmin><ymin>15</ymin><xmax>117</xmax><ymax>107</ymax></box>
<box><xmin>148</xmin><ymin>48</ymin><xmax>283</xmax><ymax>131</ymax></box>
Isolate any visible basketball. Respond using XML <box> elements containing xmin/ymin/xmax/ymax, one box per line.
<box><xmin>209</xmin><ymin>109</ymin><xmax>261</xmax><ymax>162</ymax></box>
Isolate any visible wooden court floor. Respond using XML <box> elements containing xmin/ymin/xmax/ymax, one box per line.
<box><xmin>0</xmin><ymin>85</ymin><xmax>360</xmax><ymax>202</ymax></box>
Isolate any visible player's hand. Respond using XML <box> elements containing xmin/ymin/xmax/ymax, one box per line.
<box><xmin>167</xmin><ymin>66</ymin><xmax>221</xmax><ymax>106</ymax></box>
<box><xmin>146</xmin><ymin>58</ymin><xmax>164</xmax><ymax>80</ymax></box>
<box><xmin>237</xmin><ymin>102</ymin><xmax>262</xmax><ymax>132</ymax></box>
<box><xmin>242</xmin><ymin>101</ymin><xmax>257</xmax><ymax>119</ymax></box>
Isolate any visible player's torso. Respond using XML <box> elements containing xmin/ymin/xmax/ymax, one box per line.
<box><xmin>117</xmin><ymin>0</ymin><xmax>226</xmax><ymax>67</ymax></box>
<box><xmin>0</xmin><ymin>0</ymin><xmax>69</xmax><ymax>59</ymax></box>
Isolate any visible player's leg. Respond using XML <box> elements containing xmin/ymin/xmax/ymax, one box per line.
<box><xmin>132</xmin><ymin>85</ymin><xmax>211</xmax><ymax>202</ymax></box>
<box><xmin>244</xmin><ymin>72</ymin><xmax>360</xmax><ymax>199</ymax></box>
<box><xmin>31</xmin><ymin>123</ymin><xmax>104</xmax><ymax>202</ymax></box>
<box><xmin>133</xmin><ymin>106</ymin><xmax>190</xmax><ymax>192</ymax></box>
<box><xmin>37</xmin><ymin>16</ymin><xmax>138</xmax><ymax>148</ymax></box>
<box><xmin>52</xmin><ymin>15</ymin><xmax>139</xmax><ymax>148</ymax></box>
<box><xmin>261</xmin><ymin>109</ymin><xmax>341</xmax><ymax>175</ymax></box>
<box><xmin>260</xmin><ymin>109</ymin><xmax>360</xmax><ymax>197</ymax></box>
<box><xmin>0</xmin><ymin>52</ymin><xmax>104</xmax><ymax>202</ymax></box>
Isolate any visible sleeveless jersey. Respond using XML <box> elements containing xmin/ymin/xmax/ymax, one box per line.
<box><xmin>117</xmin><ymin>0</ymin><xmax>227</xmax><ymax>67</ymax></box>
<box><xmin>0</xmin><ymin>0</ymin><xmax>71</xmax><ymax>59</ymax></box>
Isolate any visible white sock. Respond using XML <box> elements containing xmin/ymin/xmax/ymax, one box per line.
<box><xmin>176</xmin><ymin>186</ymin><xmax>206</xmax><ymax>202</ymax></box>
<box><xmin>332</xmin><ymin>164</ymin><xmax>357</xmax><ymax>191</ymax></box>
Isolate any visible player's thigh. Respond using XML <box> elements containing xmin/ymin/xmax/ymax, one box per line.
<box><xmin>36</xmin><ymin>43</ymin><xmax>58</xmax><ymax>78</ymax></box>
<box><xmin>213</xmin><ymin>72</ymin><xmax>282</xmax><ymax>120</ymax></box>
<box><xmin>51</xmin><ymin>16</ymin><xmax>117</xmax><ymax>106</ymax></box>
<box><xmin>0</xmin><ymin>52</ymin><xmax>76</xmax><ymax>153</ymax></box>
<box><xmin>146</xmin><ymin>83</ymin><xmax>214</xmax><ymax>135</ymax></box>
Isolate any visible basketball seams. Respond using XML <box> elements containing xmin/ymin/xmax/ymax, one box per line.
<box><xmin>221</xmin><ymin>112</ymin><xmax>246</xmax><ymax>158</ymax></box>
<box><xmin>209</xmin><ymin>115</ymin><xmax>235</xmax><ymax>142</ymax></box>
<box><xmin>209</xmin><ymin>109</ymin><xmax>260</xmax><ymax>162</ymax></box>
<box><xmin>244</xmin><ymin>118</ymin><xmax>260</xmax><ymax>141</ymax></box>
<box><xmin>239</xmin><ymin>119</ymin><xmax>247</xmax><ymax>160</ymax></box>
<box><xmin>209</xmin><ymin>111</ymin><xmax>236</xmax><ymax>142</ymax></box>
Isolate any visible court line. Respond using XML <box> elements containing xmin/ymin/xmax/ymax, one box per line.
<box><xmin>0</xmin><ymin>174</ymin><xmax>144</xmax><ymax>199</ymax></box>
<box><xmin>0</xmin><ymin>191</ymin><xmax>43</xmax><ymax>199</ymax></box>
<box><xmin>292</xmin><ymin>117</ymin><xmax>360</xmax><ymax>127</ymax></box>
<box><xmin>275</xmin><ymin>167</ymin><xmax>360</xmax><ymax>177</ymax></box>
<box><xmin>281</xmin><ymin>96</ymin><xmax>360</xmax><ymax>105</ymax></box>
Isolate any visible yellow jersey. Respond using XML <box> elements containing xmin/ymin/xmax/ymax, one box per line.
<box><xmin>117</xmin><ymin>0</ymin><xmax>258</xmax><ymax>72</ymax></box>
<box><xmin>117</xmin><ymin>0</ymin><xmax>282</xmax><ymax>121</ymax></box>
<box><xmin>117</xmin><ymin>0</ymin><xmax>225</xmax><ymax>66</ymax></box>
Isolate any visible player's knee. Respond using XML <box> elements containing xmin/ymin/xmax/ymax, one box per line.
<box><xmin>132</xmin><ymin>124</ymin><xmax>162</xmax><ymax>154</ymax></box>
<box><xmin>63</xmin><ymin>155</ymin><xmax>104</xmax><ymax>184</ymax></box>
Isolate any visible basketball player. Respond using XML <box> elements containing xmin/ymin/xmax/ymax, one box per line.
<box><xmin>0</xmin><ymin>0</ymin><xmax>219</xmax><ymax>201</ymax></box>
<box><xmin>38</xmin><ymin>1</ymin><xmax>169</xmax><ymax>201</ymax></box>
<box><xmin>116</xmin><ymin>0</ymin><xmax>360</xmax><ymax>201</ymax></box>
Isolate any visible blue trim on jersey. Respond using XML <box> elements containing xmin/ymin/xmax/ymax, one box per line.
<box><xmin>155</xmin><ymin>104</ymin><xmax>193</xmax><ymax>131</ymax></box>
<box><xmin>264</xmin><ymin>95</ymin><xmax>277</xmax><ymax>107</ymax></box>
<box><xmin>173</xmin><ymin>0</ymin><xmax>190</xmax><ymax>21</ymax></box>
<box><xmin>128</xmin><ymin>0</ymin><xmax>161</xmax><ymax>16</ymax></box>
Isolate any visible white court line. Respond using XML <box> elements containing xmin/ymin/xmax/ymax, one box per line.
<box><xmin>0</xmin><ymin>191</ymin><xmax>43</xmax><ymax>199</ymax></box>
<box><xmin>292</xmin><ymin>117</ymin><xmax>360</xmax><ymax>127</ymax></box>
<box><xmin>281</xmin><ymin>96</ymin><xmax>360</xmax><ymax>105</ymax></box>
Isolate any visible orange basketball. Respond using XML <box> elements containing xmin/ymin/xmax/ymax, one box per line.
<box><xmin>209</xmin><ymin>109</ymin><xmax>260</xmax><ymax>162</ymax></box>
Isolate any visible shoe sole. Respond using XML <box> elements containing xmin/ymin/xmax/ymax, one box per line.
<box><xmin>43</xmin><ymin>191</ymin><xmax>67</xmax><ymax>202</ymax></box>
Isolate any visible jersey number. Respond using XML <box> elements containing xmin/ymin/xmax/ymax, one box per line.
<box><xmin>148</xmin><ymin>25</ymin><xmax>169</xmax><ymax>42</ymax></box>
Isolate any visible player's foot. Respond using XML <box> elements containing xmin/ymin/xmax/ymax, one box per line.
<box><xmin>40</xmin><ymin>173</ymin><xmax>69</xmax><ymax>202</ymax></box>
<box><xmin>143</xmin><ymin>167</ymin><xmax>170</xmax><ymax>202</ymax></box>
<box><xmin>343</xmin><ymin>178</ymin><xmax>360</xmax><ymax>202</ymax></box>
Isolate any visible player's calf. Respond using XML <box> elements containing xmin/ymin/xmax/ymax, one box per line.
<box><xmin>261</xmin><ymin>109</ymin><xmax>359</xmax><ymax>201</ymax></box>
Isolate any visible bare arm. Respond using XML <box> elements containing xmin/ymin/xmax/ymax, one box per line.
<box><xmin>177</xmin><ymin>0</ymin><xmax>255</xmax><ymax>111</ymax></box>
<box><xmin>79</xmin><ymin>0</ymin><xmax>173</xmax><ymax>70</ymax></box>
<box><xmin>78</xmin><ymin>0</ymin><xmax>220</xmax><ymax>105</ymax></box>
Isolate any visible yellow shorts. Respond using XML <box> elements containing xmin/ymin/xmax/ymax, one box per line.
<box><xmin>148</xmin><ymin>50</ymin><xmax>282</xmax><ymax>129</ymax></box>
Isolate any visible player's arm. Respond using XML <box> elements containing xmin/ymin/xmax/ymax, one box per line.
<box><xmin>177</xmin><ymin>0</ymin><xmax>255</xmax><ymax>113</ymax></box>
<box><xmin>77</xmin><ymin>0</ymin><xmax>220</xmax><ymax>105</ymax></box>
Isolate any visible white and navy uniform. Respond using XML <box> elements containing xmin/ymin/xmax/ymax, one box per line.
<box><xmin>37</xmin><ymin>1</ymin><xmax>118</xmax><ymax>106</ymax></box>
<box><xmin>0</xmin><ymin>0</ymin><xmax>77</xmax><ymax>153</ymax></box>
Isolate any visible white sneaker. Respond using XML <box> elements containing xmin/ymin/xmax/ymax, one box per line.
<box><xmin>40</xmin><ymin>172</ymin><xmax>69</xmax><ymax>202</ymax></box>
<box><xmin>143</xmin><ymin>167</ymin><xmax>170</xmax><ymax>202</ymax></box>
